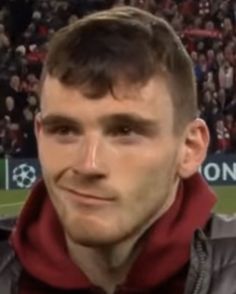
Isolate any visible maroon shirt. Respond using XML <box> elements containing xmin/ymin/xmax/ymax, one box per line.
<box><xmin>10</xmin><ymin>173</ymin><xmax>216</xmax><ymax>293</ymax></box>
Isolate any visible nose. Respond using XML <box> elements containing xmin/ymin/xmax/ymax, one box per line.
<box><xmin>72</xmin><ymin>134</ymin><xmax>109</xmax><ymax>178</ymax></box>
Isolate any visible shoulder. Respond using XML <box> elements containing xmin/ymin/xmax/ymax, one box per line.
<box><xmin>0</xmin><ymin>217</ymin><xmax>21</xmax><ymax>293</ymax></box>
<box><xmin>205</xmin><ymin>213</ymin><xmax>236</xmax><ymax>269</ymax></box>
<box><xmin>0</xmin><ymin>217</ymin><xmax>16</xmax><ymax>241</ymax></box>
<box><xmin>208</xmin><ymin>213</ymin><xmax>236</xmax><ymax>239</ymax></box>
<box><xmin>0</xmin><ymin>216</ymin><xmax>17</xmax><ymax>266</ymax></box>
<box><xmin>202</xmin><ymin>214</ymin><xmax>236</xmax><ymax>294</ymax></box>
<box><xmin>0</xmin><ymin>216</ymin><xmax>18</xmax><ymax>272</ymax></box>
<box><xmin>185</xmin><ymin>214</ymin><xmax>236</xmax><ymax>294</ymax></box>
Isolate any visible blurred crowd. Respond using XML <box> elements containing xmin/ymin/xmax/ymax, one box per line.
<box><xmin>0</xmin><ymin>0</ymin><xmax>235</xmax><ymax>157</ymax></box>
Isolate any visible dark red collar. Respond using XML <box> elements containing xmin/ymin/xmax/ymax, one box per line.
<box><xmin>10</xmin><ymin>173</ymin><xmax>216</xmax><ymax>290</ymax></box>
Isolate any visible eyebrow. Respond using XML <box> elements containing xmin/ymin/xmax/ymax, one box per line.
<box><xmin>40</xmin><ymin>115</ymin><xmax>80</xmax><ymax>128</ymax></box>
<box><xmin>99</xmin><ymin>113</ymin><xmax>159</xmax><ymax>131</ymax></box>
<box><xmin>40</xmin><ymin>113</ymin><xmax>159</xmax><ymax>133</ymax></box>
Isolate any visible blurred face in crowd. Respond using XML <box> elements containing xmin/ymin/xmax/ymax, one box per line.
<box><xmin>225</xmin><ymin>115</ymin><xmax>233</xmax><ymax>129</ymax></box>
<box><xmin>197</xmin><ymin>42</ymin><xmax>205</xmax><ymax>52</ymax></box>
<box><xmin>10</xmin><ymin>75</ymin><xmax>20</xmax><ymax>90</ymax></box>
<box><xmin>203</xmin><ymin>90</ymin><xmax>212</xmax><ymax>104</ymax></box>
<box><xmin>35</xmin><ymin>74</ymin><xmax>208</xmax><ymax>246</ymax></box>
<box><xmin>216</xmin><ymin>119</ymin><xmax>224</xmax><ymax>131</ymax></box>
<box><xmin>205</xmin><ymin>21</ymin><xmax>214</xmax><ymax>30</ymax></box>
<box><xmin>205</xmin><ymin>73</ymin><xmax>215</xmax><ymax>91</ymax></box>
<box><xmin>5</xmin><ymin>96</ymin><xmax>15</xmax><ymax>111</ymax></box>
<box><xmin>28</xmin><ymin>95</ymin><xmax>37</xmax><ymax>106</ymax></box>
<box><xmin>191</xmin><ymin>51</ymin><xmax>198</xmax><ymax>63</ymax></box>
<box><xmin>224</xmin><ymin>18</ymin><xmax>233</xmax><ymax>31</ymax></box>
<box><xmin>216</xmin><ymin>52</ymin><xmax>225</xmax><ymax>65</ymax></box>
<box><xmin>27</xmin><ymin>73</ymin><xmax>38</xmax><ymax>84</ymax></box>
<box><xmin>24</xmin><ymin>108</ymin><xmax>34</xmax><ymax>122</ymax></box>
<box><xmin>207</xmin><ymin>49</ymin><xmax>215</xmax><ymax>61</ymax></box>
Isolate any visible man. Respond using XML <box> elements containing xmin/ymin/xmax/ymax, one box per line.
<box><xmin>1</xmin><ymin>6</ymin><xmax>236</xmax><ymax>294</ymax></box>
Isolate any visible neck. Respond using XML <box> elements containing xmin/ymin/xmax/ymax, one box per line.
<box><xmin>66</xmin><ymin>180</ymin><xmax>179</xmax><ymax>293</ymax></box>
<box><xmin>66</xmin><ymin>233</ymin><xmax>143</xmax><ymax>294</ymax></box>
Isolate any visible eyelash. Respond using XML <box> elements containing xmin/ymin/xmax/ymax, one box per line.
<box><xmin>106</xmin><ymin>125</ymin><xmax>138</xmax><ymax>137</ymax></box>
<box><xmin>46</xmin><ymin>126</ymin><xmax>79</xmax><ymax>136</ymax></box>
<box><xmin>46</xmin><ymin>124</ymin><xmax>139</xmax><ymax>136</ymax></box>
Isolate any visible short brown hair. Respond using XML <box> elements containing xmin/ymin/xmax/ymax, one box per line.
<box><xmin>44</xmin><ymin>6</ymin><xmax>197</xmax><ymax>133</ymax></box>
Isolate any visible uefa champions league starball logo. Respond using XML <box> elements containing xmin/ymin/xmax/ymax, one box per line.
<box><xmin>12</xmin><ymin>163</ymin><xmax>37</xmax><ymax>188</ymax></box>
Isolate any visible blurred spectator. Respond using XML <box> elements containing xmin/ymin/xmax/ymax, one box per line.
<box><xmin>1</xmin><ymin>96</ymin><xmax>21</xmax><ymax>125</ymax></box>
<box><xmin>0</xmin><ymin>0</ymin><xmax>236</xmax><ymax>157</ymax></box>
<box><xmin>21</xmin><ymin>73</ymin><xmax>39</xmax><ymax>94</ymax></box>
<box><xmin>218</xmin><ymin>61</ymin><xmax>234</xmax><ymax>91</ymax></box>
<box><xmin>20</xmin><ymin>105</ymin><xmax>37</xmax><ymax>158</ymax></box>
<box><xmin>215</xmin><ymin>117</ymin><xmax>231</xmax><ymax>153</ymax></box>
<box><xmin>6</xmin><ymin>75</ymin><xmax>27</xmax><ymax>111</ymax></box>
<box><xmin>0</xmin><ymin>23</ymin><xmax>9</xmax><ymax>50</ymax></box>
<box><xmin>0</xmin><ymin>118</ymin><xmax>6</xmax><ymax>156</ymax></box>
<box><xmin>0</xmin><ymin>115</ymin><xmax>22</xmax><ymax>158</ymax></box>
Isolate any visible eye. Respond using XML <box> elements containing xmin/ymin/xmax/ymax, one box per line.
<box><xmin>55</xmin><ymin>126</ymin><xmax>74</xmax><ymax>136</ymax></box>
<box><xmin>109</xmin><ymin>124</ymin><xmax>136</xmax><ymax>137</ymax></box>
<box><xmin>44</xmin><ymin>125</ymin><xmax>79</xmax><ymax>137</ymax></box>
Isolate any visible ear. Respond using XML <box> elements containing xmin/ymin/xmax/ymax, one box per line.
<box><xmin>34</xmin><ymin>112</ymin><xmax>42</xmax><ymax>141</ymax></box>
<box><xmin>177</xmin><ymin>118</ymin><xmax>209</xmax><ymax>179</ymax></box>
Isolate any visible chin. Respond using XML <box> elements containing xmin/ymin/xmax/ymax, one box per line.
<box><xmin>66</xmin><ymin>228</ymin><xmax>126</xmax><ymax>247</ymax></box>
<box><xmin>63</xmin><ymin>216</ymin><xmax>130</xmax><ymax>247</ymax></box>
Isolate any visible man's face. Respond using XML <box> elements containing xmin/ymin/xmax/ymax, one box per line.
<box><xmin>36</xmin><ymin>75</ymin><xmax>184</xmax><ymax>246</ymax></box>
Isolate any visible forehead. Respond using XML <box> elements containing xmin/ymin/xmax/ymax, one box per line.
<box><xmin>40</xmin><ymin>75</ymin><xmax>174</xmax><ymax>122</ymax></box>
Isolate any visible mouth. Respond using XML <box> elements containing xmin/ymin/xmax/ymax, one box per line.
<box><xmin>62</xmin><ymin>187</ymin><xmax>115</xmax><ymax>205</ymax></box>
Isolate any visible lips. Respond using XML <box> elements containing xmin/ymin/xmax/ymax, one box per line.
<box><xmin>62</xmin><ymin>187</ymin><xmax>114</xmax><ymax>202</ymax></box>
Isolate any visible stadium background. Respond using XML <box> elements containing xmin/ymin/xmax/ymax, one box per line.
<box><xmin>1</xmin><ymin>0</ymin><xmax>236</xmax><ymax>216</ymax></box>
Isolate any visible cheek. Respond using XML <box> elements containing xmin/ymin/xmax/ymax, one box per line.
<box><xmin>114</xmin><ymin>145</ymin><xmax>168</xmax><ymax>177</ymax></box>
<box><xmin>37</xmin><ymin>137</ymin><xmax>77</xmax><ymax>173</ymax></box>
<box><xmin>115</xmin><ymin>145</ymin><xmax>178</xmax><ymax>199</ymax></box>
<box><xmin>126</xmin><ymin>153</ymin><xmax>178</xmax><ymax>219</ymax></box>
